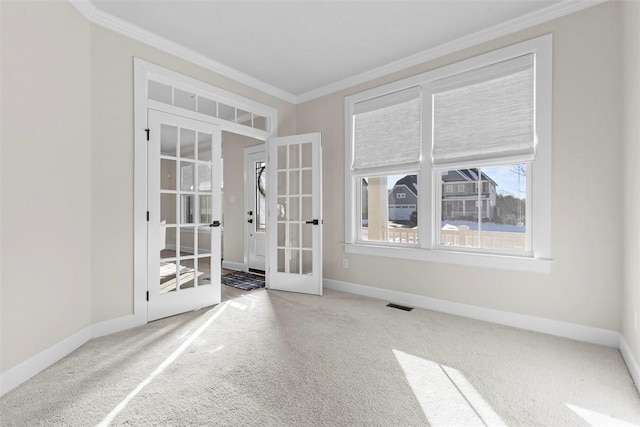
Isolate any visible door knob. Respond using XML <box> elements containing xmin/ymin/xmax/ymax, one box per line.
<box><xmin>248</xmin><ymin>219</ymin><xmax>254</xmax><ymax>224</ymax></box>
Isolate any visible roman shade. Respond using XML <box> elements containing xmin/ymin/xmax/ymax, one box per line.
<box><xmin>352</xmin><ymin>86</ymin><xmax>421</xmax><ymax>171</ymax></box>
<box><xmin>432</xmin><ymin>54</ymin><xmax>535</xmax><ymax>167</ymax></box>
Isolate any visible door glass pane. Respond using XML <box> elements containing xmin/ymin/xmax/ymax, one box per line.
<box><xmin>161</xmin><ymin>125</ymin><xmax>178</xmax><ymax>156</ymax></box>
<box><xmin>180</xmin><ymin>162</ymin><xmax>195</xmax><ymax>191</ymax></box>
<box><xmin>277</xmin><ymin>223</ymin><xmax>286</xmax><ymax>247</ymax></box>
<box><xmin>302</xmin><ymin>196</ymin><xmax>312</xmax><ymax>222</ymax></box>
<box><xmin>161</xmin><ymin>193</ymin><xmax>176</xmax><ymax>224</ymax></box>
<box><xmin>301</xmin><ymin>170</ymin><xmax>312</xmax><ymax>195</ymax></box>
<box><xmin>161</xmin><ymin>159</ymin><xmax>176</xmax><ymax>191</ymax></box>
<box><xmin>180</xmin><ymin>128</ymin><xmax>196</xmax><ymax>159</ymax></box>
<box><xmin>289</xmin><ymin>171</ymin><xmax>300</xmax><ymax>195</ymax></box>
<box><xmin>301</xmin><ymin>142</ymin><xmax>312</xmax><ymax>168</ymax></box>
<box><xmin>180</xmin><ymin>195</ymin><xmax>195</xmax><ymax>224</ymax></box>
<box><xmin>197</xmin><ymin>133</ymin><xmax>212</xmax><ymax>162</ymax></box>
<box><xmin>290</xmin><ymin>196</ymin><xmax>300</xmax><ymax>221</ymax></box>
<box><xmin>277</xmin><ymin>249</ymin><xmax>285</xmax><ymax>272</ymax></box>
<box><xmin>197</xmin><ymin>256</ymin><xmax>211</xmax><ymax>286</ymax></box>
<box><xmin>178</xmin><ymin>258</ymin><xmax>196</xmax><ymax>290</ymax></box>
<box><xmin>255</xmin><ymin>162</ymin><xmax>266</xmax><ymax>233</ymax></box>
<box><xmin>198</xmin><ymin>164</ymin><xmax>212</xmax><ymax>191</ymax></box>
<box><xmin>198</xmin><ymin>227</ymin><xmax>211</xmax><ymax>255</ymax></box>
<box><xmin>160</xmin><ymin>260</ymin><xmax>177</xmax><ymax>294</ymax></box>
<box><xmin>289</xmin><ymin>223</ymin><xmax>299</xmax><ymax>248</ymax></box>
<box><xmin>302</xmin><ymin>223</ymin><xmax>312</xmax><ymax>249</ymax></box>
<box><xmin>277</xmin><ymin>145</ymin><xmax>287</xmax><ymax>169</ymax></box>
<box><xmin>302</xmin><ymin>250</ymin><xmax>312</xmax><ymax>274</ymax></box>
<box><xmin>290</xmin><ymin>144</ymin><xmax>299</xmax><ymax>168</ymax></box>
<box><xmin>199</xmin><ymin>195</ymin><xmax>212</xmax><ymax>224</ymax></box>
<box><xmin>277</xmin><ymin>197</ymin><xmax>287</xmax><ymax>220</ymax></box>
<box><xmin>161</xmin><ymin>227</ymin><xmax>176</xmax><ymax>259</ymax></box>
<box><xmin>289</xmin><ymin>249</ymin><xmax>300</xmax><ymax>274</ymax></box>
<box><xmin>277</xmin><ymin>171</ymin><xmax>287</xmax><ymax>196</ymax></box>
<box><xmin>180</xmin><ymin>227</ymin><xmax>195</xmax><ymax>254</ymax></box>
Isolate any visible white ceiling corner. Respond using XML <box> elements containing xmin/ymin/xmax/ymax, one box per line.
<box><xmin>72</xmin><ymin>0</ymin><xmax>607</xmax><ymax>105</ymax></box>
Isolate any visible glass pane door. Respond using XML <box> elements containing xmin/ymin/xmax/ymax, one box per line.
<box><xmin>267</xmin><ymin>133</ymin><xmax>322</xmax><ymax>295</ymax></box>
<box><xmin>148</xmin><ymin>110</ymin><xmax>221</xmax><ymax>321</ymax></box>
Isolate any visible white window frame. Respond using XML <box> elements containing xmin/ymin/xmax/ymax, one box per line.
<box><xmin>344</xmin><ymin>35</ymin><xmax>552</xmax><ymax>273</ymax></box>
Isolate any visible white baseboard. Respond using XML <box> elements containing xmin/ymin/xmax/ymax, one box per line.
<box><xmin>619</xmin><ymin>335</ymin><xmax>640</xmax><ymax>395</ymax></box>
<box><xmin>324</xmin><ymin>279</ymin><xmax>620</xmax><ymax>347</ymax></box>
<box><xmin>222</xmin><ymin>260</ymin><xmax>245</xmax><ymax>271</ymax></box>
<box><xmin>0</xmin><ymin>325</ymin><xmax>92</xmax><ymax>396</ymax></box>
<box><xmin>92</xmin><ymin>314</ymin><xmax>145</xmax><ymax>339</ymax></box>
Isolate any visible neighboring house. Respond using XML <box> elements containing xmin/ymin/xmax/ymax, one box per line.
<box><xmin>441</xmin><ymin>169</ymin><xmax>497</xmax><ymax>221</ymax></box>
<box><xmin>388</xmin><ymin>175</ymin><xmax>418</xmax><ymax>225</ymax></box>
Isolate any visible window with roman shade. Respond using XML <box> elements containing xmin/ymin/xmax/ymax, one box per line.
<box><xmin>432</xmin><ymin>54</ymin><xmax>535</xmax><ymax>168</ymax></box>
<box><xmin>352</xmin><ymin>86</ymin><xmax>421</xmax><ymax>172</ymax></box>
<box><xmin>344</xmin><ymin>35</ymin><xmax>551</xmax><ymax>271</ymax></box>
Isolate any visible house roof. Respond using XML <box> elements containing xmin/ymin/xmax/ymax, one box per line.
<box><xmin>441</xmin><ymin>169</ymin><xmax>497</xmax><ymax>185</ymax></box>
<box><xmin>393</xmin><ymin>175</ymin><xmax>418</xmax><ymax>197</ymax></box>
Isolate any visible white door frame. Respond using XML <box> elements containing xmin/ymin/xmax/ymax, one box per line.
<box><xmin>134</xmin><ymin>59</ymin><xmax>278</xmax><ymax>325</ymax></box>
<box><xmin>244</xmin><ymin>144</ymin><xmax>267</xmax><ymax>272</ymax></box>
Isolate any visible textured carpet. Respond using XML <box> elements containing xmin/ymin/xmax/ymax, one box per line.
<box><xmin>221</xmin><ymin>270</ymin><xmax>265</xmax><ymax>291</ymax></box>
<box><xmin>1</xmin><ymin>288</ymin><xmax>639</xmax><ymax>426</ymax></box>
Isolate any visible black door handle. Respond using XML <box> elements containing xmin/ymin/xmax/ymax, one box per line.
<box><xmin>210</xmin><ymin>221</ymin><xmax>221</xmax><ymax>227</ymax></box>
<box><xmin>248</xmin><ymin>219</ymin><xmax>253</xmax><ymax>223</ymax></box>
<box><xmin>305</xmin><ymin>219</ymin><xmax>319</xmax><ymax>225</ymax></box>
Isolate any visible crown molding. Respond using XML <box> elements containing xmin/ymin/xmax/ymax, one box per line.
<box><xmin>295</xmin><ymin>0</ymin><xmax>608</xmax><ymax>104</ymax></box>
<box><xmin>68</xmin><ymin>1</ymin><xmax>297</xmax><ymax>104</ymax></box>
<box><xmin>70</xmin><ymin>0</ymin><xmax>607</xmax><ymax>106</ymax></box>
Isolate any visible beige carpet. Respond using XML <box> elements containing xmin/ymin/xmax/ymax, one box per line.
<box><xmin>1</xmin><ymin>288</ymin><xmax>639</xmax><ymax>426</ymax></box>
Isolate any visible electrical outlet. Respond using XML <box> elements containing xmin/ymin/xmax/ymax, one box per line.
<box><xmin>343</xmin><ymin>258</ymin><xmax>349</xmax><ymax>269</ymax></box>
<box><xmin>634</xmin><ymin>310</ymin><xmax>639</xmax><ymax>334</ymax></box>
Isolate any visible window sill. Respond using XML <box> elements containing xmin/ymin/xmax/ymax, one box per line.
<box><xmin>344</xmin><ymin>243</ymin><xmax>551</xmax><ymax>273</ymax></box>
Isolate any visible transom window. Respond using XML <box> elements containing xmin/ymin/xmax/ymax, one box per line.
<box><xmin>344</xmin><ymin>35</ymin><xmax>552</xmax><ymax>272</ymax></box>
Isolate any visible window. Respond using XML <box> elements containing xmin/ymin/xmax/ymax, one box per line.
<box><xmin>352</xmin><ymin>87</ymin><xmax>421</xmax><ymax>245</ymax></box>
<box><xmin>344</xmin><ymin>35</ymin><xmax>551</xmax><ymax>272</ymax></box>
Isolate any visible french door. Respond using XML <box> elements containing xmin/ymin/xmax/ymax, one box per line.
<box><xmin>267</xmin><ymin>133</ymin><xmax>322</xmax><ymax>295</ymax></box>
<box><xmin>147</xmin><ymin>110</ymin><xmax>222</xmax><ymax>321</ymax></box>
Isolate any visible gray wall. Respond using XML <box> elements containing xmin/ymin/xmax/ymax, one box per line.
<box><xmin>622</xmin><ymin>0</ymin><xmax>640</xmax><ymax>372</ymax></box>
<box><xmin>1</xmin><ymin>2</ymin><xmax>92</xmax><ymax>372</ymax></box>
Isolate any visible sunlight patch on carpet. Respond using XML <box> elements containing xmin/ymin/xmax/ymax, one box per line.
<box><xmin>393</xmin><ymin>349</ymin><xmax>506</xmax><ymax>427</ymax></box>
<box><xmin>566</xmin><ymin>403</ymin><xmax>639</xmax><ymax>427</ymax></box>
<box><xmin>96</xmin><ymin>303</ymin><xmax>229</xmax><ymax>426</ymax></box>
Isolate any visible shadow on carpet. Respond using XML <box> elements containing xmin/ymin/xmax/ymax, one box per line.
<box><xmin>222</xmin><ymin>271</ymin><xmax>265</xmax><ymax>291</ymax></box>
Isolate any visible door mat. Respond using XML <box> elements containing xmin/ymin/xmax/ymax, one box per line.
<box><xmin>221</xmin><ymin>271</ymin><xmax>265</xmax><ymax>291</ymax></box>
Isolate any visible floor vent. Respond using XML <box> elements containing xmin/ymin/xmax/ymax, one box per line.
<box><xmin>386</xmin><ymin>303</ymin><xmax>414</xmax><ymax>312</ymax></box>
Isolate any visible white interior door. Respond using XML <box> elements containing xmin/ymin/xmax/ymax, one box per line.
<box><xmin>245</xmin><ymin>146</ymin><xmax>267</xmax><ymax>272</ymax></box>
<box><xmin>267</xmin><ymin>133</ymin><xmax>322</xmax><ymax>295</ymax></box>
<box><xmin>147</xmin><ymin>109</ymin><xmax>222</xmax><ymax>321</ymax></box>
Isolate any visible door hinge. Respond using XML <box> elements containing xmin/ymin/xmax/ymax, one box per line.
<box><xmin>146</xmin><ymin>211</ymin><xmax>150</xmax><ymax>221</ymax></box>
<box><xmin>146</xmin><ymin>291</ymin><xmax>149</xmax><ymax>301</ymax></box>
<box><xmin>145</xmin><ymin>128</ymin><xmax>150</xmax><ymax>141</ymax></box>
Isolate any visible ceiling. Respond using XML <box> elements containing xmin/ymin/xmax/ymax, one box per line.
<box><xmin>88</xmin><ymin>0</ymin><xmax>597</xmax><ymax>103</ymax></box>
